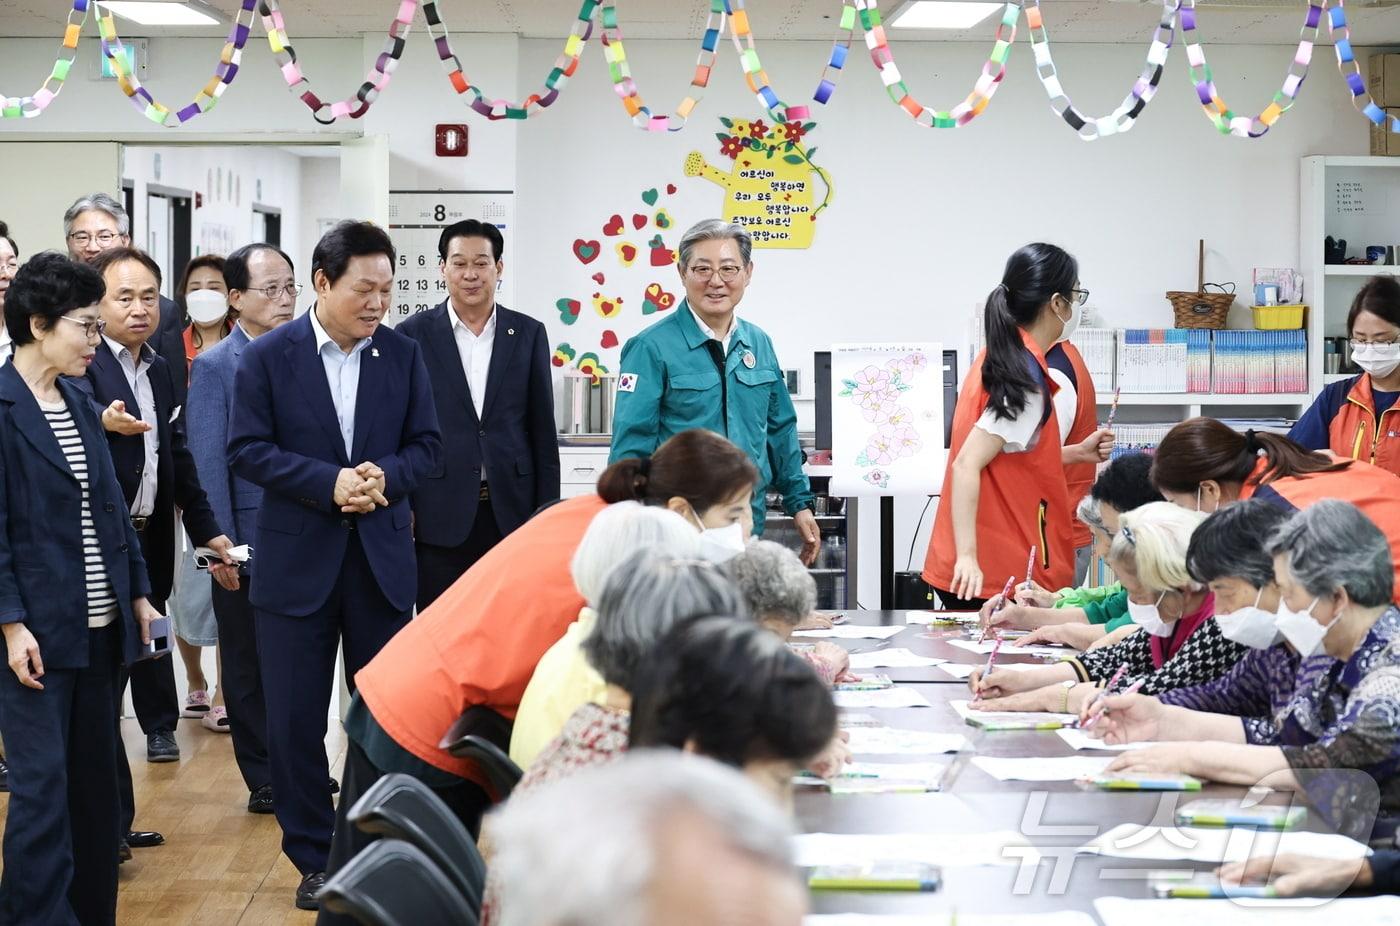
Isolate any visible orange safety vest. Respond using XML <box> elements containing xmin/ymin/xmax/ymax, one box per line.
<box><xmin>1049</xmin><ymin>341</ymin><xmax>1099</xmax><ymax>549</ymax></box>
<box><xmin>1239</xmin><ymin>455</ymin><xmax>1400</xmax><ymax>604</ymax></box>
<box><xmin>924</xmin><ymin>329</ymin><xmax>1074</xmax><ymax>599</ymax></box>
<box><xmin>1330</xmin><ymin>374</ymin><xmax>1400</xmax><ymax>479</ymax></box>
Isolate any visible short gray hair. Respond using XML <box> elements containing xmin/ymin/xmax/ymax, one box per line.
<box><xmin>1077</xmin><ymin>495</ymin><xmax>1106</xmax><ymax>535</ymax></box>
<box><xmin>582</xmin><ymin>551</ymin><xmax>745</xmax><ymax>689</ymax></box>
<box><xmin>490</xmin><ymin>751</ymin><xmax>795</xmax><ymax>926</ymax></box>
<box><xmin>678</xmin><ymin>218</ymin><xmax>752</xmax><ymax>269</ymax></box>
<box><xmin>1267</xmin><ymin>500</ymin><xmax>1394</xmax><ymax>608</ymax></box>
<box><xmin>571</xmin><ymin>502</ymin><xmax>699</xmax><ymax>606</ymax></box>
<box><xmin>725</xmin><ymin>540</ymin><xmax>815</xmax><ymax>627</ymax></box>
<box><xmin>63</xmin><ymin>192</ymin><xmax>129</xmax><ymax>238</ymax></box>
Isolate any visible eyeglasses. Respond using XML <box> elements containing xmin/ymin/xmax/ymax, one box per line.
<box><xmin>58</xmin><ymin>316</ymin><xmax>107</xmax><ymax>339</ymax></box>
<box><xmin>66</xmin><ymin>231</ymin><xmax>120</xmax><ymax>247</ymax></box>
<box><xmin>1067</xmin><ymin>288</ymin><xmax>1090</xmax><ymax>306</ymax></box>
<box><xmin>252</xmin><ymin>283</ymin><xmax>302</xmax><ymax>300</ymax></box>
<box><xmin>1349</xmin><ymin>337</ymin><xmax>1400</xmax><ymax>348</ymax></box>
<box><xmin>687</xmin><ymin>264</ymin><xmax>745</xmax><ymax>283</ymax></box>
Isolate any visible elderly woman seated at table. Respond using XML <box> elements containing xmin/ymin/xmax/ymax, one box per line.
<box><xmin>969</xmin><ymin>501</ymin><xmax>1245</xmax><ymax>715</ymax></box>
<box><xmin>1093</xmin><ymin>500</ymin><xmax>1400</xmax><ymax>840</ymax></box>
<box><xmin>508</xmin><ymin>502</ymin><xmax>699</xmax><ymax>769</ymax></box>
<box><xmin>725</xmin><ymin>539</ymin><xmax>852</xmax><ymax>685</ymax></box>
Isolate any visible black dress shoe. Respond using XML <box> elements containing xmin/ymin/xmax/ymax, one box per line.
<box><xmin>118</xmin><ymin>841</ymin><xmax>132</xmax><ymax>863</ymax></box>
<box><xmin>247</xmin><ymin>784</ymin><xmax>274</xmax><ymax>814</ymax></box>
<box><xmin>146</xmin><ymin>730</ymin><xmax>179</xmax><ymax>763</ymax></box>
<box><xmin>125</xmin><ymin>831</ymin><xmax>165</xmax><ymax>848</ymax></box>
<box><xmin>295</xmin><ymin>871</ymin><xmax>326</xmax><ymax>911</ymax></box>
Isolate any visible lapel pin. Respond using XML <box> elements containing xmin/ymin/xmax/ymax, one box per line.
<box><xmin>507</xmin><ymin>328</ymin><xmax>515</xmax><ymax>335</ymax></box>
<box><xmin>371</xmin><ymin>348</ymin><xmax>380</xmax><ymax>358</ymax></box>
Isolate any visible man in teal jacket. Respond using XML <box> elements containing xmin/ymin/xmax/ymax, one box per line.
<box><xmin>610</xmin><ymin>219</ymin><xmax>820</xmax><ymax>564</ymax></box>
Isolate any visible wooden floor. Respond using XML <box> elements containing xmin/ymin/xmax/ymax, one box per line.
<box><xmin>0</xmin><ymin>718</ymin><xmax>348</xmax><ymax>924</ymax></box>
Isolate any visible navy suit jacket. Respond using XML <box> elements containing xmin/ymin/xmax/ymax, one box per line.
<box><xmin>70</xmin><ymin>340</ymin><xmax>221</xmax><ymax>604</ymax></box>
<box><xmin>187</xmin><ymin>324</ymin><xmax>260</xmax><ymax>556</ymax></box>
<box><xmin>396</xmin><ymin>303</ymin><xmax>560</xmax><ymax>547</ymax></box>
<box><xmin>0</xmin><ymin>364</ymin><xmax>151</xmax><ymax>668</ymax></box>
<box><xmin>227</xmin><ymin>311</ymin><xmax>442</xmax><ymax>617</ymax></box>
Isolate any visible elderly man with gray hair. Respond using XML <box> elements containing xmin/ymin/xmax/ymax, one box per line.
<box><xmin>490</xmin><ymin>752</ymin><xmax>805</xmax><ymax>926</ymax></box>
<box><xmin>609</xmin><ymin>218</ymin><xmax>819</xmax><ymax>564</ymax></box>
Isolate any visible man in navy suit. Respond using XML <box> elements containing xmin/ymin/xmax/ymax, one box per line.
<box><xmin>228</xmin><ymin>220</ymin><xmax>441</xmax><ymax>910</ymax></box>
<box><xmin>396</xmin><ymin>219</ymin><xmax>560</xmax><ymax>609</ymax></box>
<box><xmin>188</xmin><ymin>243</ymin><xmax>299</xmax><ymax>816</ymax></box>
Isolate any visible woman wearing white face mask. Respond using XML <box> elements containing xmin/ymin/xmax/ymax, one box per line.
<box><xmin>968</xmin><ymin>503</ymin><xmax>1246</xmax><ymax>715</ymax></box>
<box><xmin>1092</xmin><ymin>500</ymin><xmax>1400</xmax><ymax>840</ymax></box>
<box><xmin>1290</xmin><ymin>276</ymin><xmax>1400</xmax><ymax>478</ymax></box>
<box><xmin>178</xmin><ymin>254</ymin><xmax>233</xmax><ymax>367</ymax></box>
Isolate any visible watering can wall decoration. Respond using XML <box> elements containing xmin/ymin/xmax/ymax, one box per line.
<box><xmin>684</xmin><ymin>116</ymin><xmax>834</xmax><ymax>250</ymax></box>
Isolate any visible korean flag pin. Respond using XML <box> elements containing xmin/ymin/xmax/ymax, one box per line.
<box><xmin>742</xmin><ymin>351</ymin><xmax>756</xmax><ymax>369</ymax></box>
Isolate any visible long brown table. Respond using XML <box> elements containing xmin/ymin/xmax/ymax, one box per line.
<box><xmin>796</xmin><ymin>610</ymin><xmax>1319</xmax><ymax>920</ymax></box>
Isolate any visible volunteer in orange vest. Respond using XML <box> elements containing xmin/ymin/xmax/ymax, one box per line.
<box><xmin>1048</xmin><ymin>339</ymin><xmax>1100</xmax><ymax>584</ymax></box>
<box><xmin>924</xmin><ymin>243</ymin><xmax>1114</xmax><ymax>609</ymax></box>
<box><xmin>1289</xmin><ymin>275</ymin><xmax>1400</xmax><ymax>478</ymax></box>
<box><xmin>1151</xmin><ymin>416</ymin><xmax>1400</xmax><ymax>603</ymax></box>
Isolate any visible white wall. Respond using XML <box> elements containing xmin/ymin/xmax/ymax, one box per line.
<box><xmin>295</xmin><ymin>154</ymin><xmax>342</xmax><ymax>298</ymax></box>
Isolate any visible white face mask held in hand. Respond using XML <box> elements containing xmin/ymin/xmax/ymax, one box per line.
<box><xmin>1352</xmin><ymin>343</ymin><xmax>1400</xmax><ymax>379</ymax></box>
<box><xmin>1127</xmin><ymin>590</ymin><xmax>1174</xmax><ymax>637</ymax></box>
<box><xmin>1274</xmin><ymin>597</ymin><xmax>1342</xmax><ymax>658</ymax></box>
<box><xmin>186</xmin><ymin>289</ymin><xmax>229</xmax><ymax>326</ymax></box>
<box><xmin>1214</xmin><ymin>589</ymin><xmax>1282</xmax><ymax>649</ymax></box>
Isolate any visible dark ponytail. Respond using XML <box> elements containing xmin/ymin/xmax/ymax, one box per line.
<box><xmin>982</xmin><ymin>243</ymin><xmax>1079</xmax><ymax>421</ymax></box>
<box><xmin>597</xmin><ymin>429</ymin><xmax>759</xmax><ymax>514</ymax></box>
<box><xmin>1152</xmin><ymin>417</ymin><xmax>1350</xmax><ymax>494</ymax></box>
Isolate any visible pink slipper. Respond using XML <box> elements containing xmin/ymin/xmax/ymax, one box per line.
<box><xmin>181</xmin><ymin>689</ymin><xmax>211</xmax><ymax>718</ymax></box>
<box><xmin>202</xmin><ymin>706</ymin><xmax>230</xmax><ymax>733</ymax></box>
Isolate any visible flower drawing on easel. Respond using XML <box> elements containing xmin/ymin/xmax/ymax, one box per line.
<box><xmin>842</xmin><ymin>353</ymin><xmax>929</xmax><ymax>474</ymax></box>
<box><xmin>863</xmin><ymin>469</ymin><xmax>891</xmax><ymax>489</ymax></box>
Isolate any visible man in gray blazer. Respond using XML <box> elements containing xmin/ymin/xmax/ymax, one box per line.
<box><xmin>186</xmin><ymin>243</ymin><xmax>299</xmax><ymax>814</ymax></box>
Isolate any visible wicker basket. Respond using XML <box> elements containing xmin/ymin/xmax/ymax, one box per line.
<box><xmin>1165</xmin><ymin>240</ymin><xmax>1236</xmax><ymax>330</ymax></box>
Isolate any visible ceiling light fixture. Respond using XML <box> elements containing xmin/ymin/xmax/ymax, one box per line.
<box><xmin>95</xmin><ymin>1</ymin><xmax>223</xmax><ymax>27</ymax></box>
<box><xmin>890</xmin><ymin>0</ymin><xmax>1003</xmax><ymax>30</ymax></box>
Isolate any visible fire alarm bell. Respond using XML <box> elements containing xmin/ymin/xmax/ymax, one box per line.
<box><xmin>436</xmin><ymin>124</ymin><xmax>469</xmax><ymax>158</ymax></box>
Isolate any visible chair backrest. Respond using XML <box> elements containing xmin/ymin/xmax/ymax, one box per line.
<box><xmin>441</xmin><ymin>705</ymin><xmax>514</xmax><ymax>752</ymax></box>
<box><xmin>442</xmin><ymin>735</ymin><xmax>524</xmax><ymax>802</ymax></box>
<box><xmin>348</xmin><ymin>773</ymin><xmax>486</xmax><ymax>915</ymax></box>
<box><xmin>318</xmin><ymin>839</ymin><xmax>478</xmax><ymax>926</ymax></box>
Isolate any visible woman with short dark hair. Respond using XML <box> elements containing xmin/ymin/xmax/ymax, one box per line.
<box><xmin>0</xmin><ymin>252</ymin><xmax>162</xmax><ymax>925</ymax></box>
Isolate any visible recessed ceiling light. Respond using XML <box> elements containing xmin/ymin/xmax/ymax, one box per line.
<box><xmin>96</xmin><ymin>2</ymin><xmax>221</xmax><ymax>27</ymax></box>
<box><xmin>890</xmin><ymin>1</ymin><xmax>1003</xmax><ymax>30</ymax></box>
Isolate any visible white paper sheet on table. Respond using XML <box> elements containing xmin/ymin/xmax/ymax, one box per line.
<box><xmin>844</xmin><ymin>726</ymin><xmax>968</xmax><ymax>756</ymax></box>
<box><xmin>1055</xmin><ymin>727</ymin><xmax>1153</xmax><ymax>752</ymax></box>
<box><xmin>794</xmin><ymin>831</ymin><xmax>1039</xmax><ymax>868</ymax></box>
<box><xmin>1081</xmin><ymin>824</ymin><xmax>1372</xmax><ymax>863</ymax></box>
<box><xmin>849</xmin><ymin>647</ymin><xmax>947</xmax><ymax>669</ymax></box>
<box><xmin>938</xmin><ymin>662</ymin><xmax>1045</xmax><ymax>680</ymax></box>
<box><xmin>808</xmin><ymin>914</ymin><xmax>1098</xmax><ymax>926</ymax></box>
<box><xmin>1094</xmin><ymin>896</ymin><xmax>1400</xmax><ymax>926</ymax></box>
<box><xmin>793</xmin><ymin>625</ymin><xmax>906</xmax><ymax>640</ymax></box>
<box><xmin>906</xmin><ymin>610</ymin><xmax>980</xmax><ymax>625</ymax></box>
<box><xmin>946</xmin><ymin>638</ymin><xmax>1078</xmax><ymax>657</ymax></box>
<box><xmin>970</xmin><ymin>755</ymin><xmax>1114</xmax><ymax>782</ymax></box>
<box><xmin>950</xmin><ymin>699</ymin><xmax>1077</xmax><ymax>727</ymax></box>
<box><xmin>833</xmin><ymin>687</ymin><xmax>933</xmax><ymax>709</ymax></box>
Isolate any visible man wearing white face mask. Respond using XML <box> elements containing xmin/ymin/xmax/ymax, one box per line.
<box><xmin>1290</xmin><ymin>276</ymin><xmax>1400</xmax><ymax>478</ymax></box>
<box><xmin>1092</xmin><ymin>500</ymin><xmax>1400</xmax><ymax>840</ymax></box>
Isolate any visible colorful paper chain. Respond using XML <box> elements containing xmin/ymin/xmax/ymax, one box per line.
<box><xmin>424</xmin><ymin>0</ymin><xmax>596</xmax><ymax>120</ymax></box>
<box><xmin>1328</xmin><ymin>0</ymin><xmax>1400</xmax><ymax>139</ymax></box>
<box><xmin>722</xmin><ymin>0</ymin><xmax>809</xmax><ymax>124</ymax></box>
<box><xmin>599</xmin><ymin>0</ymin><xmax>728</xmax><ymax>131</ymax></box>
<box><xmin>97</xmin><ymin>0</ymin><xmax>258</xmax><ymax>126</ymax></box>
<box><xmin>1180</xmin><ymin>0</ymin><xmax>1324</xmax><ymax>137</ymax></box>
<box><xmin>1</xmin><ymin>0</ymin><xmax>91</xmax><ymax>119</ymax></box>
<box><xmin>809</xmin><ymin>1</ymin><xmax>860</xmax><ymax>109</ymax></box>
<box><xmin>855</xmin><ymin>0</ymin><xmax>1021</xmax><ymax>128</ymax></box>
<box><xmin>258</xmin><ymin>0</ymin><xmax>416</xmax><ymax>124</ymax></box>
<box><xmin>1025</xmin><ymin>0</ymin><xmax>1177</xmax><ymax>140</ymax></box>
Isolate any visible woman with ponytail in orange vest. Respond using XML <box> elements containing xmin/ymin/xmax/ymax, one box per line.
<box><xmin>1152</xmin><ymin>417</ymin><xmax>1400</xmax><ymax>603</ymax></box>
<box><xmin>924</xmin><ymin>243</ymin><xmax>1114</xmax><ymax>609</ymax></box>
<box><xmin>1289</xmin><ymin>276</ymin><xmax>1400</xmax><ymax>478</ymax></box>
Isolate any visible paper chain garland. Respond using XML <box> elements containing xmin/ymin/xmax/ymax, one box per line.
<box><xmin>1180</xmin><ymin>0</ymin><xmax>1324</xmax><ymax>138</ymax></box>
<box><xmin>1025</xmin><ymin>0</ymin><xmax>1177</xmax><ymax>140</ymax></box>
<box><xmin>7</xmin><ymin>0</ymin><xmax>1397</xmax><ymax>140</ymax></box>
<box><xmin>1</xmin><ymin>0</ymin><xmax>91</xmax><ymax>119</ymax></box>
<box><xmin>98</xmin><ymin>0</ymin><xmax>258</xmax><ymax>126</ymax></box>
<box><xmin>258</xmin><ymin>0</ymin><xmax>417</xmax><ymax>124</ymax></box>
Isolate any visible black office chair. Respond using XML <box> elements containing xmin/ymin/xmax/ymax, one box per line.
<box><xmin>348</xmin><ymin>773</ymin><xmax>486</xmax><ymax>916</ymax></box>
<box><xmin>318</xmin><ymin>839</ymin><xmax>477</xmax><ymax>926</ymax></box>
<box><xmin>439</xmin><ymin>706</ymin><xmax>525</xmax><ymax>801</ymax></box>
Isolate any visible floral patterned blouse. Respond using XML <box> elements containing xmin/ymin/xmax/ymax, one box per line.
<box><xmin>1157</xmin><ymin>644</ymin><xmax>1306</xmax><ymax>743</ymax></box>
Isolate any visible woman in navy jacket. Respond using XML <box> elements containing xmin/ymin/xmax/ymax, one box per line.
<box><xmin>0</xmin><ymin>252</ymin><xmax>162</xmax><ymax>926</ymax></box>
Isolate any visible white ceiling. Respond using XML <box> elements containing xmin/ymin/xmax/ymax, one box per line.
<box><xmin>2</xmin><ymin>0</ymin><xmax>1399</xmax><ymax>44</ymax></box>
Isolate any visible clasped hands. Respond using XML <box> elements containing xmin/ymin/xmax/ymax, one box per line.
<box><xmin>335</xmin><ymin>462</ymin><xmax>389</xmax><ymax>514</ymax></box>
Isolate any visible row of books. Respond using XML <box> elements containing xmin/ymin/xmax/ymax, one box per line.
<box><xmin>1108</xmin><ymin>417</ymin><xmax>1294</xmax><ymax>459</ymax></box>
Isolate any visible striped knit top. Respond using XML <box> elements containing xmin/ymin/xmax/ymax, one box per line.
<box><xmin>37</xmin><ymin>397</ymin><xmax>117</xmax><ymax>628</ymax></box>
